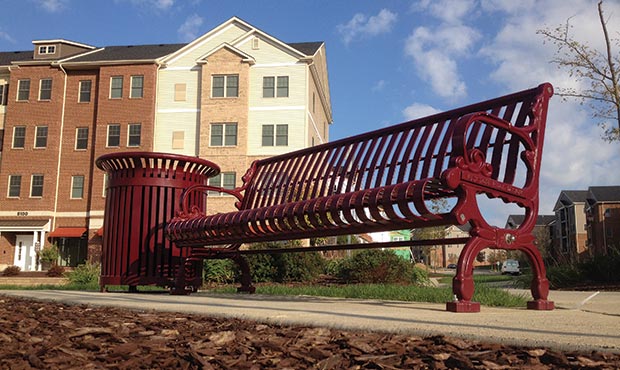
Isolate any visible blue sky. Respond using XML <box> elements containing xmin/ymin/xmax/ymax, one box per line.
<box><xmin>1</xmin><ymin>0</ymin><xmax>619</xmax><ymax>225</ymax></box>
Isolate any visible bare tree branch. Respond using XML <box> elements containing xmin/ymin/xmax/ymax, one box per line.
<box><xmin>538</xmin><ymin>0</ymin><xmax>620</xmax><ymax>141</ymax></box>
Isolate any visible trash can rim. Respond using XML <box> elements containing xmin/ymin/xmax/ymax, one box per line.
<box><xmin>95</xmin><ymin>151</ymin><xmax>220</xmax><ymax>175</ymax></box>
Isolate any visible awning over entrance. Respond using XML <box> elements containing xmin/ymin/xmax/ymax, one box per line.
<box><xmin>0</xmin><ymin>219</ymin><xmax>50</xmax><ymax>232</ymax></box>
<box><xmin>48</xmin><ymin>227</ymin><xmax>87</xmax><ymax>238</ymax></box>
<box><xmin>95</xmin><ymin>227</ymin><xmax>104</xmax><ymax>237</ymax></box>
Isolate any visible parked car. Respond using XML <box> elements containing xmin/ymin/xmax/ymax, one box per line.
<box><xmin>501</xmin><ymin>259</ymin><xmax>521</xmax><ymax>275</ymax></box>
<box><xmin>447</xmin><ymin>263</ymin><xmax>457</xmax><ymax>269</ymax></box>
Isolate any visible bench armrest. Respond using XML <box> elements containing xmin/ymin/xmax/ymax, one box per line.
<box><xmin>176</xmin><ymin>184</ymin><xmax>244</xmax><ymax>221</ymax></box>
<box><xmin>444</xmin><ymin>111</ymin><xmax>541</xmax><ymax>205</ymax></box>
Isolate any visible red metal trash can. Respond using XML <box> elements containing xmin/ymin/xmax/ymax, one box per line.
<box><xmin>95</xmin><ymin>152</ymin><xmax>219</xmax><ymax>291</ymax></box>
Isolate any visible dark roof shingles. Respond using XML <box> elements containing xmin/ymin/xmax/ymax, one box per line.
<box><xmin>288</xmin><ymin>42</ymin><xmax>323</xmax><ymax>56</ymax></box>
<box><xmin>588</xmin><ymin>186</ymin><xmax>620</xmax><ymax>202</ymax></box>
<box><xmin>67</xmin><ymin>43</ymin><xmax>186</xmax><ymax>63</ymax></box>
<box><xmin>0</xmin><ymin>50</ymin><xmax>34</xmax><ymax>66</ymax></box>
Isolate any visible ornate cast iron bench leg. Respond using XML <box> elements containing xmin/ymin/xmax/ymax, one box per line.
<box><xmin>232</xmin><ymin>254</ymin><xmax>256</xmax><ymax>294</ymax></box>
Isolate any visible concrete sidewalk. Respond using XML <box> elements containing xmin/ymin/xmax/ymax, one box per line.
<box><xmin>2</xmin><ymin>289</ymin><xmax>619</xmax><ymax>353</ymax></box>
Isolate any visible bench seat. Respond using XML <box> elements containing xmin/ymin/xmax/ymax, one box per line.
<box><xmin>169</xmin><ymin>179</ymin><xmax>457</xmax><ymax>247</ymax></box>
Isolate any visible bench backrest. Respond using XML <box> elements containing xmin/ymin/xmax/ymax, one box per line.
<box><xmin>238</xmin><ymin>83</ymin><xmax>553</xmax><ymax>211</ymax></box>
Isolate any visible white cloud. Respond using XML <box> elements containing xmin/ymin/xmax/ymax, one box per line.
<box><xmin>337</xmin><ymin>9</ymin><xmax>397</xmax><ymax>44</ymax></box>
<box><xmin>402</xmin><ymin>102</ymin><xmax>441</xmax><ymax>120</ymax></box>
<box><xmin>403</xmin><ymin>0</ymin><xmax>620</xmax><ymax>222</ymax></box>
<box><xmin>479</xmin><ymin>0</ymin><xmax>536</xmax><ymax>13</ymax></box>
<box><xmin>371</xmin><ymin>80</ymin><xmax>387</xmax><ymax>92</ymax></box>
<box><xmin>0</xmin><ymin>31</ymin><xmax>16</xmax><ymax>43</ymax></box>
<box><xmin>35</xmin><ymin>0</ymin><xmax>68</xmax><ymax>12</ymax></box>
<box><xmin>404</xmin><ymin>24</ymin><xmax>480</xmax><ymax>99</ymax></box>
<box><xmin>177</xmin><ymin>14</ymin><xmax>203</xmax><ymax>42</ymax></box>
<box><xmin>115</xmin><ymin>0</ymin><xmax>175</xmax><ymax>11</ymax></box>
<box><xmin>475</xmin><ymin>0</ymin><xmax>620</xmax><ymax>214</ymax></box>
<box><xmin>154</xmin><ymin>0</ymin><xmax>174</xmax><ymax>10</ymax></box>
<box><xmin>413</xmin><ymin>0</ymin><xmax>477</xmax><ymax>24</ymax></box>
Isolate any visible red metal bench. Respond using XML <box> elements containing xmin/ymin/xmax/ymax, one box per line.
<box><xmin>167</xmin><ymin>83</ymin><xmax>555</xmax><ymax>312</ymax></box>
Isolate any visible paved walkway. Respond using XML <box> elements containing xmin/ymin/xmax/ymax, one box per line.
<box><xmin>2</xmin><ymin>289</ymin><xmax>619</xmax><ymax>353</ymax></box>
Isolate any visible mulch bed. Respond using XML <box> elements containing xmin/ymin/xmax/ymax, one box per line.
<box><xmin>1</xmin><ymin>295</ymin><xmax>619</xmax><ymax>369</ymax></box>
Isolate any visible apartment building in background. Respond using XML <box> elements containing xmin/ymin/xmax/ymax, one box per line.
<box><xmin>0</xmin><ymin>17</ymin><xmax>331</xmax><ymax>271</ymax></box>
<box><xmin>584</xmin><ymin>186</ymin><xmax>620</xmax><ymax>256</ymax></box>
<box><xmin>552</xmin><ymin>190</ymin><xmax>589</xmax><ymax>263</ymax></box>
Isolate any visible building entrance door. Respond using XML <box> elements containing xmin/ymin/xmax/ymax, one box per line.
<box><xmin>13</xmin><ymin>235</ymin><xmax>35</xmax><ymax>271</ymax></box>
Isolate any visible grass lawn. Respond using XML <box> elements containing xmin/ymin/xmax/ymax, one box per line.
<box><xmin>204</xmin><ymin>282</ymin><xmax>528</xmax><ymax>308</ymax></box>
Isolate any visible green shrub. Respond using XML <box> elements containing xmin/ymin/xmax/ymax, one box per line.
<box><xmin>46</xmin><ymin>264</ymin><xmax>65</xmax><ymax>277</ymax></box>
<box><xmin>2</xmin><ymin>265</ymin><xmax>20</xmax><ymax>276</ymax></box>
<box><xmin>515</xmin><ymin>263</ymin><xmax>583</xmax><ymax>289</ymax></box>
<box><xmin>203</xmin><ymin>259</ymin><xmax>236</xmax><ymax>284</ymax></box>
<box><xmin>335</xmin><ymin>249</ymin><xmax>429</xmax><ymax>285</ymax></box>
<box><xmin>245</xmin><ymin>241</ymin><xmax>326</xmax><ymax>283</ymax></box>
<box><xmin>38</xmin><ymin>244</ymin><xmax>60</xmax><ymax>265</ymax></box>
<box><xmin>579</xmin><ymin>247</ymin><xmax>620</xmax><ymax>283</ymax></box>
<box><xmin>65</xmin><ymin>262</ymin><xmax>100</xmax><ymax>286</ymax></box>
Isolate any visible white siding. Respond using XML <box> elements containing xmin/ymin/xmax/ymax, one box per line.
<box><xmin>247</xmin><ymin>109</ymin><xmax>305</xmax><ymax>156</ymax></box>
<box><xmin>158</xmin><ymin>68</ymin><xmax>201</xmax><ymax>109</ymax></box>
<box><xmin>155</xmin><ymin>67</ymin><xmax>201</xmax><ymax>154</ymax></box>
<box><xmin>248</xmin><ymin>64</ymin><xmax>307</xmax><ymax>108</ymax></box>
<box><xmin>153</xmin><ymin>111</ymin><xmax>199</xmax><ymax>155</ymax></box>
<box><xmin>236</xmin><ymin>34</ymin><xmax>300</xmax><ymax>65</ymax></box>
<box><xmin>168</xmin><ymin>25</ymin><xmax>249</xmax><ymax>67</ymax></box>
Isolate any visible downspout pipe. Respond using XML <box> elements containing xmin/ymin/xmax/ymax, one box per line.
<box><xmin>52</xmin><ymin>63</ymin><xmax>68</xmax><ymax>234</ymax></box>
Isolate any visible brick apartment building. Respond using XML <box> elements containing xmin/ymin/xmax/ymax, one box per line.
<box><xmin>584</xmin><ymin>186</ymin><xmax>620</xmax><ymax>256</ymax></box>
<box><xmin>0</xmin><ymin>17</ymin><xmax>331</xmax><ymax>271</ymax></box>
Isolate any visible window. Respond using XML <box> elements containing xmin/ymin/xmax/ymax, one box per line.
<box><xmin>252</xmin><ymin>37</ymin><xmax>260</xmax><ymax>50</ymax></box>
<box><xmin>212</xmin><ymin>75</ymin><xmax>238</xmax><ymax>97</ymax></box>
<box><xmin>75</xmin><ymin>127</ymin><xmax>88</xmax><ymax>150</ymax></box>
<box><xmin>110</xmin><ymin>76</ymin><xmax>123</xmax><ymax>98</ymax></box>
<box><xmin>17</xmin><ymin>79</ymin><xmax>30</xmax><ymax>101</ymax></box>
<box><xmin>262</xmin><ymin>124</ymin><xmax>288</xmax><ymax>146</ymax></box>
<box><xmin>35</xmin><ymin>126</ymin><xmax>48</xmax><ymax>148</ymax></box>
<box><xmin>277</xmin><ymin>76</ymin><xmax>289</xmax><ymax>97</ymax></box>
<box><xmin>0</xmin><ymin>84</ymin><xmax>8</xmax><ymax>105</ymax></box>
<box><xmin>30</xmin><ymin>175</ymin><xmax>44</xmax><ymax>197</ymax></box>
<box><xmin>39</xmin><ymin>78</ymin><xmax>52</xmax><ymax>100</ymax></box>
<box><xmin>39</xmin><ymin>45</ymin><xmax>56</xmax><ymax>54</ymax></box>
<box><xmin>12</xmin><ymin>126</ymin><xmax>26</xmax><ymax>148</ymax></box>
<box><xmin>130</xmin><ymin>75</ymin><xmax>144</xmax><ymax>98</ymax></box>
<box><xmin>263</xmin><ymin>76</ymin><xmax>289</xmax><ymax>98</ymax></box>
<box><xmin>174</xmin><ymin>83</ymin><xmax>186</xmax><ymax>101</ymax></box>
<box><xmin>107</xmin><ymin>124</ymin><xmax>120</xmax><ymax>147</ymax></box>
<box><xmin>208</xmin><ymin>172</ymin><xmax>236</xmax><ymax>196</ymax></box>
<box><xmin>8</xmin><ymin>175</ymin><xmax>21</xmax><ymax>197</ymax></box>
<box><xmin>71</xmin><ymin>176</ymin><xmax>84</xmax><ymax>199</ymax></box>
<box><xmin>210</xmin><ymin>123</ymin><xmax>237</xmax><ymax>146</ymax></box>
<box><xmin>276</xmin><ymin>124</ymin><xmax>288</xmax><ymax>146</ymax></box>
<box><xmin>79</xmin><ymin>80</ymin><xmax>91</xmax><ymax>102</ymax></box>
<box><xmin>172</xmin><ymin>131</ymin><xmax>184</xmax><ymax>149</ymax></box>
<box><xmin>128</xmin><ymin>123</ymin><xmax>141</xmax><ymax>147</ymax></box>
<box><xmin>263</xmin><ymin>77</ymin><xmax>274</xmax><ymax>98</ymax></box>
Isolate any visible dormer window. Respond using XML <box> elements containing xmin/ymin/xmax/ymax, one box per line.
<box><xmin>39</xmin><ymin>45</ymin><xmax>56</xmax><ymax>55</ymax></box>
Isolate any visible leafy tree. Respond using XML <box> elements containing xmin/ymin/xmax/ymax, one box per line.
<box><xmin>537</xmin><ymin>1</ymin><xmax>620</xmax><ymax>141</ymax></box>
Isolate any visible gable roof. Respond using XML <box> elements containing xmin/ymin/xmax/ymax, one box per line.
<box><xmin>587</xmin><ymin>186</ymin><xmax>620</xmax><ymax>203</ymax></box>
<box><xmin>506</xmin><ymin>215</ymin><xmax>555</xmax><ymax>228</ymax></box>
<box><xmin>288</xmin><ymin>42</ymin><xmax>323</xmax><ymax>56</ymax></box>
<box><xmin>561</xmin><ymin>190</ymin><xmax>589</xmax><ymax>203</ymax></box>
<box><xmin>162</xmin><ymin>16</ymin><xmax>322</xmax><ymax>65</ymax></box>
<box><xmin>196</xmin><ymin>43</ymin><xmax>255</xmax><ymax>65</ymax></box>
